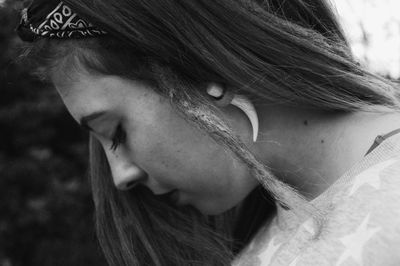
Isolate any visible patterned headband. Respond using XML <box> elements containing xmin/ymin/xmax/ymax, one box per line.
<box><xmin>17</xmin><ymin>0</ymin><xmax>107</xmax><ymax>42</ymax></box>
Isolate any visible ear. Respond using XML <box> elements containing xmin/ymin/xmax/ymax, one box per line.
<box><xmin>206</xmin><ymin>83</ymin><xmax>259</xmax><ymax>142</ymax></box>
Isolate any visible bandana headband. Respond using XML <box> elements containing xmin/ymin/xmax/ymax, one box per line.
<box><xmin>17</xmin><ymin>0</ymin><xmax>107</xmax><ymax>42</ymax></box>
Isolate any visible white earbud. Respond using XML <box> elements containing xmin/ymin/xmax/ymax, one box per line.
<box><xmin>207</xmin><ymin>84</ymin><xmax>259</xmax><ymax>142</ymax></box>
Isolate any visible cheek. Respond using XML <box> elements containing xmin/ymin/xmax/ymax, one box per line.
<box><xmin>152</xmin><ymin>124</ymin><xmax>232</xmax><ymax>186</ymax></box>
<box><xmin>127</xmin><ymin>105</ymin><xmax>257</xmax><ymax>214</ymax></box>
<box><xmin>135</xmin><ymin>108</ymin><xmax>234</xmax><ymax>188</ymax></box>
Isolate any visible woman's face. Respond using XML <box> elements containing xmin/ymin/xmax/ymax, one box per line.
<box><xmin>52</xmin><ymin>69</ymin><xmax>259</xmax><ymax>215</ymax></box>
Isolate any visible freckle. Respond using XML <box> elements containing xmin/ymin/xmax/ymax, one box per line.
<box><xmin>303</xmin><ymin>120</ymin><xmax>308</xmax><ymax>126</ymax></box>
<box><xmin>321</xmin><ymin>139</ymin><xmax>325</xmax><ymax>143</ymax></box>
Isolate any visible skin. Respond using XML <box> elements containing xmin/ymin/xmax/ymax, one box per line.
<box><xmin>52</xmin><ymin>69</ymin><xmax>259</xmax><ymax>215</ymax></box>
<box><xmin>254</xmin><ymin>104</ymin><xmax>400</xmax><ymax>199</ymax></box>
<box><xmin>52</xmin><ymin>67</ymin><xmax>400</xmax><ymax>214</ymax></box>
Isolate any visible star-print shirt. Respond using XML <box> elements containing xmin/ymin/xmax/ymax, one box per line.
<box><xmin>232</xmin><ymin>134</ymin><xmax>400</xmax><ymax>266</ymax></box>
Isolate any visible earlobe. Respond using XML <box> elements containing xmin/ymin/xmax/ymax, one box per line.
<box><xmin>206</xmin><ymin>83</ymin><xmax>259</xmax><ymax>142</ymax></box>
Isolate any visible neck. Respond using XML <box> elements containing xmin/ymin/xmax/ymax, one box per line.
<box><xmin>254</xmin><ymin>105</ymin><xmax>400</xmax><ymax>200</ymax></box>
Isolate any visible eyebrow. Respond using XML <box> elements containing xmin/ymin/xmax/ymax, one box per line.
<box><xmin>79</xmin><ymin>111</ymin><xmax>107</xmax><ymax>131</ymax></box>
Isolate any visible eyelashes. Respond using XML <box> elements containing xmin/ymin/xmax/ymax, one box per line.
<box><xmin>110</xmin><ymin>123</ymin><xmax>127</xmax><ymax>151</ymax></box>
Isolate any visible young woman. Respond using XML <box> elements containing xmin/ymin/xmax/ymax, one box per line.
<box><xmin>17</xmin><ymin>0</ymin><xmax>400</xmax><ymax>265</ymax></box>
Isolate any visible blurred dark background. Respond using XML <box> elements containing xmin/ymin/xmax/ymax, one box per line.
<box><xmin>0</xmin><ymin>1</ymin><xmax>107</xmax><ymax>265</ymax></box>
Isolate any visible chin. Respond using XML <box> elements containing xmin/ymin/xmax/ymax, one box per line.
<box><xmin>194</xmin><ymin>201</ymin><xmax>237</xmax><ymax>216</ymax></box>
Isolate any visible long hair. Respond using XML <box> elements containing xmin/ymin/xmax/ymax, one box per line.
<box><xmin>22</xmin><ymin>0</ymin><xmax>400</xmax><ymax>265</ymax></box>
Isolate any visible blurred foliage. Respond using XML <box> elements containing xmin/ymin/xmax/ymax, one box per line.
<box><xmin>0</xmin><ymin>2</ymin><xmax>107</xmax><ymax>266</ymax></box>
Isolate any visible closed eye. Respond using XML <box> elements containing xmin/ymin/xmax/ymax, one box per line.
<box><xmin>110</xmin><ymin>123</ymin><xmax>127</xmax><ymax>151</ymax></box>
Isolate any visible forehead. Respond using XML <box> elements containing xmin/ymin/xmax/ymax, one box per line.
<box><xmin>51</xmin><ymin>70</ymin><xmax>149</xmax><ymax>123</ymax></box>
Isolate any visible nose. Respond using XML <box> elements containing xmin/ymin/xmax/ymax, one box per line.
<box><xmin>103</xmin><ymin>147</ymin><xmax>147</xmax><ymax>191</ymax></box>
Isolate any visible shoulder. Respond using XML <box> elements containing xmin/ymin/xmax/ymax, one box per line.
<box><xmin>232</xmin><ymin>157</ymin><xmax>400</xmax><ymax>266</ymax></box>
<box><xmin>320</xmin><ymin>157</ymin><xmax>400</xmax><ymax>265</ymax></box>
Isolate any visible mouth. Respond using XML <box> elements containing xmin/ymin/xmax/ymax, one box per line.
<box><xmin>157</xmin><ymin>189</ymin><xmax>180</xmax><ymax>205</ymax></box>
<box><xmin>168</xmin><ymin>189</ymin><xmax>180</xmax><ymax>205</ymax></box>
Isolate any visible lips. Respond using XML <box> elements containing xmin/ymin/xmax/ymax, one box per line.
<box><xmin>157</xmin><ymin>189</ymin><xmax>179</xmax><ymax>205</ymax></box>
<box><xmin>168</xmin><ymin>189</ymin><xmax>179</xmax><ymax>205</ymax></box>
